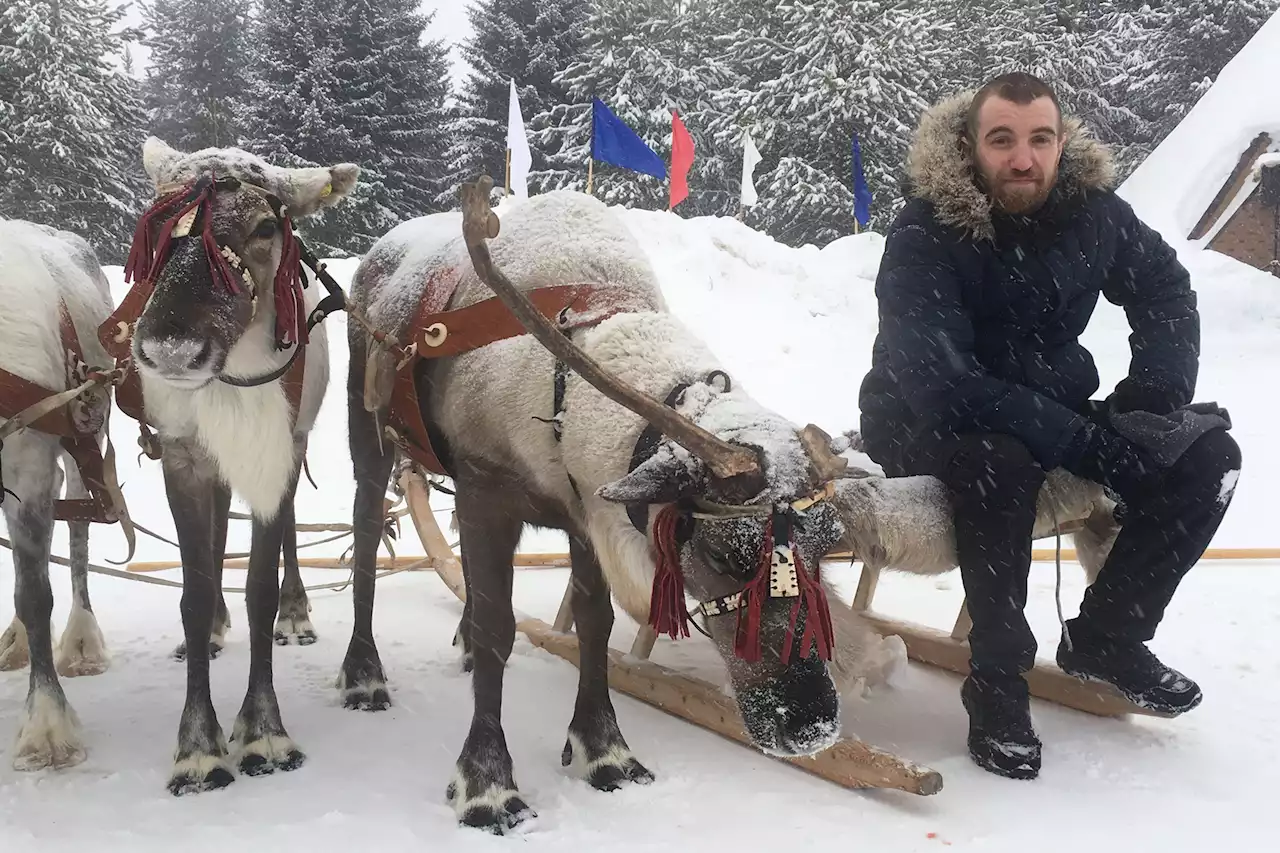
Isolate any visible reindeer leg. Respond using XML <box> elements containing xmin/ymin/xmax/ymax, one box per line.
<box><xmin>172</xmin><ymin>480</ymin><xmax>231</xmax><ymax>662</ymax></box>
<box><xmin>275</xmin><ymin>499</ymin><xmax>316</xmax><ymax>645</ymax></box>
<box><xmin>163</xmin><ymin>442</ymin><xmax>234</xmax><ymax>795</ymax></box>
<box><xmin>56</xmin><ymin>454</ymin><xmax>109</xmax><ymax>677</ymax></box>
<box><xmin>561</xmin><ymin>534</ymin><xmax>654</xmax><ymax>790</ymax></box>
<box><xmin>339</xmin><ymin>359</ymin><xmax>392</xmax><ymax>710</ymax></box>
<box><xmin>447</xmin><ymin>478</ymin><xmax>534</xmax><ymax>835</ymax></box>
<box><xmin>6</xmin><ymin>434</ymin><xmax>86</xmax><ymax>770</ymax></box>
<box><xmin>230</xmin><ymin>457</ymin><xmax>305</xmax><ymax>777</ymax></box>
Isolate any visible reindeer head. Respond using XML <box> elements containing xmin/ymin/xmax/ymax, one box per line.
<box><xmin>458</xmin><ymin>177</ymin><xmax>855</xmax><ymax>759</ymax></box>
<box><xmin>125</xmin><ymin>137</ymin><xmax>358</xmax><ymax>388</ymax></box>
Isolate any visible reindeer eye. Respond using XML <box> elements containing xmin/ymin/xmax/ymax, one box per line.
<box><xmin>703</xmin><ymin>546</ymin><xmax>737</xmax><ymax>576</ymax></box>
<box><xmin>251</xmin><ymin>219</ymin><xmax>278</xmax><ymax>240</ymax></box>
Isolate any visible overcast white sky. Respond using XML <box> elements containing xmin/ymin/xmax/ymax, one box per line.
<box><xmin>109</xmin><ymin>1</ymin><xmax>475</xmax><ymax>86</ymax></box>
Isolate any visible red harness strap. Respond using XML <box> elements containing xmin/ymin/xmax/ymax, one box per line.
<box><xmin>384</xmin><ymin>271</ymin><xmax>644</xmax><ymax>475</ymax></box>
<box><xmin>0</xmin><ymin>303</ymin><xmax>118</xmax><ymax>523</ymax></box>
<box><xmin>98</xmin><ymin>274</ymin><xmax>310</xmax><ymax>460</ymax></box>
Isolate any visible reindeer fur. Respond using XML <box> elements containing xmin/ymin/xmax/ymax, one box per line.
<box><xmin>347</xmin><ymin>191</ymin><xmax>902</xmax><ymax>832</ymax></box>
<box><xmin>0</xmin><ymin>217</ymin><xmax>114</xmax><ymax>770</ymax></box>
<box><xmin>834</xmin><ymin>467</ymin><xmax>1121</xmax><ymax>583</ymax></box>
<box><xmin>130</xmin><ymin>138</ymin><xmax>357</xmax><ymax>795</ymax></box>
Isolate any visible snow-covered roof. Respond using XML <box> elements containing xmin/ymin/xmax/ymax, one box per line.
<box><xmin>1195</xmin><ymin>136</ymin><xmax>1280</xmax><ymax>246</ymax></box>
<box><xmin>1118</xmin><ymin>9</ymin><xmax>1280</xmax><ymax>244</ymax></box>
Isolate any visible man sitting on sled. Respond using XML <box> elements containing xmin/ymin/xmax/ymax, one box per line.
<box><xmin>857</xmin><ymin>72</ymin><xmax>1241</xmax><ymax>780</ymax></box>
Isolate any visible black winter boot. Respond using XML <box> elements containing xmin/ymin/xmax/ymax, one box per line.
<box><xmin>1057</xmin><ymin>632</ymin><xmax>1202</xmax><ymax>717</ymax></box>
<box><xmin>960</xmin><ymin>675</ymin><xmax>1041</xmax><ymax>780</ymax></box>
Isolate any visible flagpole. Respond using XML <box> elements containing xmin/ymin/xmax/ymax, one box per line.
<box><xmin>505</xmin><ymin>148</ymin><xmax>511</xmax><ymax>196</ymax></box>
<box><xmin>586</xmin><ymin>106</ymin><xmax>593</xmax><ymax>194</ymax></box>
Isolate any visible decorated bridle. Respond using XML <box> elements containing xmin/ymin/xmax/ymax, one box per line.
<box><xmin>122</xmin><ymin>172</ymin><xmax>349</xmax><ymax>385</ymax></box>
<box><xmin>646</xmin><ymin>487</ymin><xmax>838</xmax><ymax>666</ymax></box>
<box><xmin>629</xmin><ymin>374</ymin><xmax>838</xmax><ymax>666</ymax></box>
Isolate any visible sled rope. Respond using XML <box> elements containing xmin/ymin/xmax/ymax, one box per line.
<box><xmin>0</xmin><ymin>534</ymin><xmax>425</xmax><ymax>594</ymax></box>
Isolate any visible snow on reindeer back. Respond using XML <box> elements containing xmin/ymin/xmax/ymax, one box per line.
<box><xmin>444</xmin><ymin>190</ymin><xmax>665</xmax><ymax>319</ymax></box>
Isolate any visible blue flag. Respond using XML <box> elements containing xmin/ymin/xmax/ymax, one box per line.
<box><xmin>852</xmin><ymin>133</ymin><xmax>872</xmax><ymax>227</ymax></box>
<box><xmin>591</xmin><ymin>97</ymin><xmax>667</xmax><ymax>180</ymax></box>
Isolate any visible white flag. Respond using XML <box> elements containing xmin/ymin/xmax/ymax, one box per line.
<box><xmin>507</xmin><ymin>78</ymin><xmax>533</xmax><ymax>198</ymax></box>
<box><xmin>740</xmin><ymin>130</ymin><xmax>763</xmax><ymax>207</ymax></box>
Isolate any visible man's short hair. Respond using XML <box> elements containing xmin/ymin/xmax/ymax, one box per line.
<box><xmin>965</xmin><ymin>72</ymin><xmax>1063</xmax><ymax>144</ymax></box>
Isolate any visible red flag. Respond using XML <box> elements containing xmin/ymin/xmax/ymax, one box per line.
<box><xmin>670</xmin><ymin>111</ymin><xmax>695</xmax><ymax>209</ymax></box>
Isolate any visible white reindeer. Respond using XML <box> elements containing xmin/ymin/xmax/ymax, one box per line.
<box><xmin>0</xmin><ymin>217</ymin><xmax>115</xmax><ymax>770</ymax></box>
<box><xmin>117</xmin><ymin>138</ymin><xmax>357</xmax><ymax>795</ymax></box>
<box><xmin>341</xmin><ymin>179</ymin><xmax>902</xmax><ymax>834</ymax></box>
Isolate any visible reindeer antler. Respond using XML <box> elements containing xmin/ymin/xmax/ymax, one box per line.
<box><xmin>458</xmin><ymin>176</ymin><xmax>762</xmax><ymax>482</ymax></box>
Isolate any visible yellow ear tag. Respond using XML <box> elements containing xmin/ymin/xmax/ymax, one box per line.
<box><xmin>320</xmin><ymin>182</ymin><xmax>333</xmax><ymax>198</ymax></box>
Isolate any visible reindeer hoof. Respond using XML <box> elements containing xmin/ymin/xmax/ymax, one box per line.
<box><xmin>342</xmin><ymin>685</ymin><xmax>392</xmax><ymax>712</ymax></box>
<box><xmin>167</xmin><ymin>753</ymin><xmax>236</xmax><ymax>796</ymax></box>
<box><xmin>448</xmin><ymin>781</ymin><xmax>536</xmax><ymax>836</ymax></box>
<box><xmin>274</xmin><ymin>618</ymin><xmax>318</xmax><ymax>646</ymax></box>
<box><xmin>168</xmin><ymin>765</ymin><xmax>235</xmax><ymax>796</ymax></box>
<box><xmin>562</xmin><ymin>734</ymin><xmax>655</xmax><ymax>791</ymax></box>
<box><xmin>0</xmin><ymin>619</ymin><xmax>30</xmax><ymax>671</ymax></box>
<box><xmin>237</xmin><ymin>736</ymin><xmax>306</xmax><ymax>777</ymax></box>
<box><xmin>173</xmin><ymin>640</ymin><xmax>224</xmax><ymax>662</ymax></box>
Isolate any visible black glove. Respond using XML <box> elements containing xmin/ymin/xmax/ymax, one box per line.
<box><xmin>1107</xmin><ymin>378</ymin><xmax>1181</xmax><ymax>417</ymax></box>
<box><xmin>1060</xmin><ymin>421</ymin><xmax>1161</xmax><ymax>503</ymax></box>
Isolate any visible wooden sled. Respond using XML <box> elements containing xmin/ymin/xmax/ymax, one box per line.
<box><xmin>848</xmin><ymin>527</ymin><xmax>1163</xmax><ymax>719</ymax></box>
<box><xmin>398</xmin><ymin>466</ymin><xmax>944</xmax><ymax>797</ymax></box>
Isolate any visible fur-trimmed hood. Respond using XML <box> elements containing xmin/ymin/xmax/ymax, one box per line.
<box><xmin>905</xmin><ymin>89</ymin><xmax>1116</xmax><ymax>241</ymax></box>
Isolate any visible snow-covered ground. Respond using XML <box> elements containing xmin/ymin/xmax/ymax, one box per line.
<box><xmin>7</xmin><ymin>37</ymin><xmax>1280</xmax><ymax>842</ymax></box>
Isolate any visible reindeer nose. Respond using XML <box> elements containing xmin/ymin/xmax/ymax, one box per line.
<box><xmin>138</xmin><ymin>336</ymin><xmax>217</xmax><ymax>377</ymax></box>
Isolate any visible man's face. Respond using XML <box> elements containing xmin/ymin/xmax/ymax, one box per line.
<box><xmin>972</xmin><ymin>95</ymin><xmax>1065</xmax><ymax>215</ymax></box>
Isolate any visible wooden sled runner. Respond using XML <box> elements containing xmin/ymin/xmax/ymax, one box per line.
<box><xmin>396</xmin><ymin>464</ymin><xmax>944</xmax><ymax>797</ymax></box>
<box><xmin>849</xmin><ymin>554</ymin><xmax>1162</xmax><ymax>719</ymax></box>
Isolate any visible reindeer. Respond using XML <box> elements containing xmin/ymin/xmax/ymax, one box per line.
<box><xmin>0</xmin><ymin>217</ymin><xmax>117</xmax><ymax>770</ymax></box>
<box><xmin>106</xmin><ymin>137</ymin><xmax>358</xmax><ymax>795</ymax></box>
<box><xmin>342</xmin><ymin>178</ymin><xmax>900</xmax><ymax>834</ymax></box>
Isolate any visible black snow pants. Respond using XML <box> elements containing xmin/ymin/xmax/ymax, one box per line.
<box><xmin>895</xmin><ymin>403</ymin><xmax>1241</xmax><ymax>681</ymax></box>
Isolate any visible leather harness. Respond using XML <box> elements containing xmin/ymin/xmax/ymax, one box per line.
<box><xmin>97</xmin><ymin>274</ymin><xmax>309</xmax><ymax>462</ymax></box>
<box><xmin>0</xmin><ymin>303</ymin><xmax>119</xmax><ymax>523</ymax></box>
<box><xmin>380</xmin><ymin>268</ymin><xmax>644</xmax><ymax>477</ymax></box>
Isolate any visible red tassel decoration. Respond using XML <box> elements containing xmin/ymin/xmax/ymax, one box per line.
<box><xmin>780</xmin><ymin>548</ymin><xmax>835</xmax><ymax>664</ymax></box>
<box><xmin>732</xmin><ymin>520</ymin><xmax>776</xmax><ymax>663</ymax></box>
<box><xmin>648</xmin><ymin>505</ymin><xmax>691</xmax><ymax>640</ymax></box>
<box><xmin>273</xmin><ymin>216</ymin><xmax>307</xmax><ymax>349</ymax></box>
<box><xmin>124</xmin><ymin>184</ymin><xmax>191</xmax><ymax>285</ymax></box>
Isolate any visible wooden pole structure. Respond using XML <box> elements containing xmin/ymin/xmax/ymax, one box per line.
<box><xmin>586</xmin><ymin>157</ymin><xmax>594</xmax><ymax>195</ymax></box>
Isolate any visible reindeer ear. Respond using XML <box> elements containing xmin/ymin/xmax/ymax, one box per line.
<box><xmin>275</xmin><ymin>163</ymin><xmax>360</xmax><ymax>217</ymax></box>
<box><xmin>597</xmin><ymin>447</ymin><xmax>701</xmax><ymax>505</ymax></box>
<box><xmin>142</xmin><ymin>137</ymin><xmax>184</xmax><ymax>184</ymax></box>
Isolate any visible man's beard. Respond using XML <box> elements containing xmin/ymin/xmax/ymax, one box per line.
<box><xmin>990</xmin><ymin>173</ymin><xmax>1055</xmax><ymax>215</ymax></box>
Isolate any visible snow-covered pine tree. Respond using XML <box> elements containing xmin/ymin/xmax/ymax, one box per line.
<box><xmin>0</xmin><ymin>0</ymin><xmax>148</xmax><ymax>263</ymax></box>
<box><xmin>340</xmin><ymin>0</ymin><xmax>453</xmax><ymax>222</ymax></box>
<box><xmin>444</xmin><ymin>0</ymin><xmax>589</xmax><ymax>203</ymax></box>
<box><xmin>140</xmin><ymin>0</ymin><xmax>251</xmax><ymax>151</ymax></box>
<box><xmin>727</xmin><ymin>0</ymin><xmax>951</xmax><ymax>245</ymax></box>
<box><xmin>1012</xmin><ymin>2</ymin><xmax>1158</xmax><ymax>179</ymax></box>
<box><xmin>1129</xmin><ymin>0</ymin><xmax>1279</xmax><ymax>144</ymax></box>
<box><xmin>530</xmin><ymin>0</ymin><xmax>740</xmax><ymax>216</ymax></box>
<box><xmin>241</xmin><ymin>0</ymin><xmax>452</xmax><ymax>256</ymax></box>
